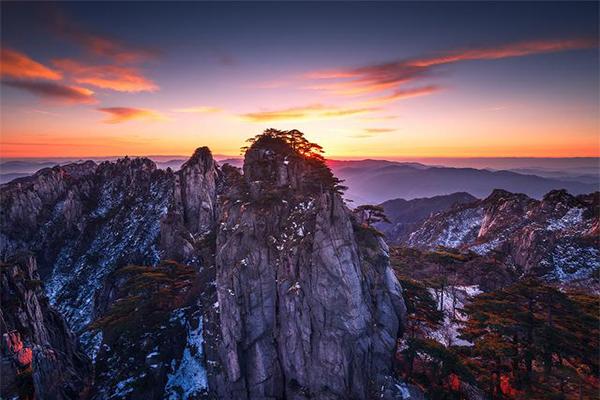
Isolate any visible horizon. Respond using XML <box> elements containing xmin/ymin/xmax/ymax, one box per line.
<box><xmin>1</xmin><ymin>2</ymin><xmax>599</xmax><ymax>158</ymax></box>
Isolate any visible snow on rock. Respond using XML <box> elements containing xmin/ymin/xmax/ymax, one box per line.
<box><xmin>408</xmin><ymin>207</ymin><xmax>483</xmax><ymax>249</ymax></box>
<box><xmin>395</xmin><ymin>382</ymin><xmax>411</xmax><ymax>399</ymax></box>
<box><xmin>165</xmin><ymin>309</ymin><xmax>208</xmax><ymax>399</ymax></box>
<box><xmin>543</xmin><ymin>243</ymin><xmax>600</xmax><ymax>283</ymax></box>
<box><xmin>426</xmin><ymin>285</ymin><xmax>481</xmax><ymax>347</ymax></box>
<box><xmin>546</xmin><ymin>207</ymin><xmax>584</xmax><ymax>231</ymax></box>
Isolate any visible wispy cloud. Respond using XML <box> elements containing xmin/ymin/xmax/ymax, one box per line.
<box><xmin>53</xmin><ymin>59</ymin><xmax>158</xmax><ymax>92</ymax></box>
<box><xmin>46</xmin><ymin>7</ymin><xmax>158</xmax><ymax>63</ymax></box>
<box><xmin>1</xmin><ymin>48</ymin><xmax>62</xmax><ymax>81</ymax></box>
<box><xmin>408</xmin><ymin>37</ymin><xmax>597</xmax><ymax>67</ymax></box>
<box><xmin>250</xmin><ymin>80</ymin><xmax>290</xmax><ymax>89</ymax></box>
<box><xmin>364</xmin><ymin>128</ymin><xmax>396</xmax><ymax>133</ymax></box>
<box><xmin>349</xmin><ymin>127</ymin><xmax>397</xmax><ymax>139</ymax></box>
<box><xmin>362</xmin><ymin>85</ymin><xmax>440</xmax><ymax>106</ymax></box>
<box><xmin>29</xmin><ymin>109</ymin><xmax>61</xmax><ymax>117</ymax></box>
<box><xmin>305</xmin><ymin>37</ymin><xmax>598</xmax><ymax>100</ymax></box>
<box><xmin>97</xmin><ymin>107</ymin><xmax>166</xmax><ymax>123</ymax></box>
<box><xmin>172</xmin><ymin>106</ymin><xmax>222</xmax><ymax>113</ymax></box>
<box><xmin>241</xmin><ymin>104</ymin><xmax>378</xmax><ymax>122</ymax></box>
<box><xmin>3</xmin><ymin>80</ymin><xmax>96</xmax><ymax>104</ymax></box>
<box><xmin>360</xmin><ymin>115</ymin><xmax>398</xmax><ymax>121</ymax></box>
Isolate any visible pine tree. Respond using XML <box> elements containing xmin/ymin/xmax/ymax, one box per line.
<box><xmin>460</xmin><ymin>279</ymin><xmax>599</xmax><ymax>399</ymax></box>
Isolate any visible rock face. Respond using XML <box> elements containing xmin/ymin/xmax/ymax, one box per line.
<box><xmin>212</xmin><ymin>139</ymin><xmax>406</xmax><ymax>399</ymax></box>
<box><xmin>0</xmin><ymin>153</ymin><xmax>219</xmax><ymax>353</ymax></box>
<box><xmin>376</xmin><ymin>192</ymin><xmax>478</xmax><ymax>244</ymax></box>
<box><xmin>407</xmin><ymin>189</ymin><xmax>600</xmax><ymax>287</ymax></box>
<box><xmin>0</xmin><ymin>254</ymin><xmax>91</xmax><ymax>399</ymax></box>
<box><xmin>0</xmin><ymin>131</ymin><xmax>408</xmax><ymax>399</ymax></box>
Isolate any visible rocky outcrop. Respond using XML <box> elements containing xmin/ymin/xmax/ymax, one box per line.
<box><xmin>210</xmin><ymin>135</ymin><xmax>407</xmax><ymax>399</ymax></box>
<box><xmin>0</xmin><ymin>150</ymin><xmax>219</xmax><ymax>354</ymax></box>
<box><xmin>407</xmin><ymin>189</ymin><xmax>600</xmax><ymax>287</ymax></box>
<box><xmin>0</xmin><ymin>254</ymin><xmax>91</xmax><ymax>399</ymax></box>
<box><xmin>1</xmin><ymin>131</ymin><xmax>409</xmax><ymax>399</ymax></box>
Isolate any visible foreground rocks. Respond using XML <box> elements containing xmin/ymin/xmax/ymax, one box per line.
<box><xmin>1</xmin><ymin>130</ymin><xmax>409</xmax><ymax>399</ymax></box>
<box><xmin>0</xmin><ymin>254</ymin><xmax>91</xmax><ymax>399</ymax></box>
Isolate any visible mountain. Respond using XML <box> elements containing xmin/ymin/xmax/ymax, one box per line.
<box><xmin>0</xmin><ymin>131</ymin><xmax>413</xmax><ymax>400</ymax></box>
<box><xmin>334</xmin><ymin>163</ymin><xmax>597</xmax><ymax>204</ymax></box>
<box><xmin>4</xmin><ymin>158</ymin><xmax>597</xmax><ymax>204</ymax></box>
<box><xmin>405</xmin><ymin>189</ymin><xmax>600</xmax><ymax>289</ymax></box>
<box><xmin>376</xmin><ymin>192</ymin><xmax>478</xmax><ymax>243</ymax></box>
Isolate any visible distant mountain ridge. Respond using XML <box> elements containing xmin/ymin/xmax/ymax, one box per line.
<box><xmin>334</xmin><ymin>162</ymin><xmax>597</xmax><ymax>203</ymax></box>
<box><xmin>2</xmin><ymin>158</ymin><xmax>597</xmax><ymax>203</ymax></box>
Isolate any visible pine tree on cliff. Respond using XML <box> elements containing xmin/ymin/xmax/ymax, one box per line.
<box><xmin>354</xmin><ymin>204</ymin><xmax>390</xmax><ymax>227</ymax></box>
<box><xmin>460</xmin><ymin>279</ymin><xmax>599</xmax><ymax>399</ymax></box>
<box><xmin>242</xmin><ymin>128</ymin><xmax>347</xmax><ymax>194</ymax></box>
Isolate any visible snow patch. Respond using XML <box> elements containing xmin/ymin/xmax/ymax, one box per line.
<box><xmin>547</xmin><ymin>208</ymin><xmax>584</xmax><ymax>231</ymax></box>
<box><xmin>165</xmin><ymin>312</ymin><xmax>208</xmax><ymax>399</ymax></box>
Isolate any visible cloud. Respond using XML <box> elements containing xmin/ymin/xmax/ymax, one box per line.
<box><xmin>3</xmin><ymin>80</ymin><xmax>96</xmax><ymax>104</ymax></box>
<box><xmin>364</xmin><ymin>128</ymin><xmax>396</xmax><ymax>133</ymax></box>
<box><xmin>305</xmin><ymin>37</ymin><xmax>598</xmax><ymax>98</ymax></box>
<box><xmin>362</xmin><ymin>85</ymin><xmax>440</xmax><ymax>105</ymax></box>
<box><xmin>360</xmin><ymin>115</ymin><xmax>398</xmax><ymax>121</ymax></box>
<box><xmin>1</xmin><ymin>48</ymin><xmax>62</xmax><ymax>81</ymax></box>
<box><xmin>46</xmin><ymin>7</ymin><xmax>157</xmax><ymax>63</ymax></box>
<box><xmin>408</xmin><ymin>37</ymin><xmax>598</xmax><ymax>67</ymax></box>
<box><xmin>172</xmin><ymin>106</ymin><xmax>222</xmax><ymax>113</ymax></box>
<box><xmin>241</xmin><ymin>104</ymin><xmax>378</xmax><ymax>122</ymax></box>
<box><xmin>97</xmin><ymin>107</ymin><xmax>166</xmax><ymax>123</ymax></box>
<box><xmin>53</xmin><ymin>59</ymin><xmax>158</xmax><ymax>92</ymax></box>
<box><xmin>350</xmin><ymin>127</ymin><xmax>397</xmax><ymax>138</ymax></box>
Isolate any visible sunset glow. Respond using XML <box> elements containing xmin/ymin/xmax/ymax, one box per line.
<box><xmin>1</xmin><ymin>2</ymin><xmax>598</xmax><ymax>158</ymax></box>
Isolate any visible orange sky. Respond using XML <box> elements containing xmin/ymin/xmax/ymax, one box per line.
<box><xmin>1</xmin><ymin>3</ymin><xmax>598</xmax><ymax>159</ymax></box>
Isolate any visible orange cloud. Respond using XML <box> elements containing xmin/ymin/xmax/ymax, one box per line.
<box><xmin>364</xmin><ymin>128</ymin><xmax>396</xmax><ymax>133</ymax></box>
<box><xmin>360</xmin><ymin>115</ymin><xmax>398</xmax><ymax>121</ymax></box>
<box><xmin>98</xmin><ymin>107</ymin><xmax>166</xmax><ymax>123</ymax></box>
<box><xmin>1</xmin><ymin>48</ymin><xmax>62</xmax><ymax>81</ymax></box>
<box><xmin>241</xmin><ymin>104</ymin><xmax>378</xmax><ymax>122</ymax></box>
<box><xmin>172</xmin><ymin>106</ymin><xmax>222</xmax><ymax>113</ymax></box>
<box><xmin>409</xmin><ymin>37</ymin><xmax>598</xmax><ymax>67</ymax></box>
<box><xmin>3</xmin><ymin>80</ymin><xmax>96</xmax><ymax>104</ymax></box>
<box><xmin>54</xmin><ymin>59</ymin><xmax>158</xmax><ymax>92</ymax></box>
<box><xmin>362</xmin><ymin>85</ymin><xmax>440</xmax><ymax>105</ymax></box>
<box><xmin>305</xmin><ymin>37</ymin><xmax>598</xmax><ymax>98</ymax></box>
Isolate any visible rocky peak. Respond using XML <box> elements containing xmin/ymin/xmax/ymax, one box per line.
<box><xmin>478</xmin><ymin>190</ymin><xmax>533</xmax><ymax>240</ymax></box>
<box><xmin>539</xmin><ymin>189</ymin><xmax>580</xmax><ymax>214</ymax></box>
<box><xmin>211</xmin><ymin>129</ymin><xmax>407</xmax><ymax>399</ymax></box>
<box><xmin>176</xmin><ymin>146</ymin><xmax>220</xmax><ymax>234</ymax></box>
<box><xmin>406</xmin><ymin>188</ymin><xmax>599</xmax><ymax>288</ymax></box>
<box><xmin>182</xmin><ymin>146</ymin><xmax>215</xmax><ymax>172</ymax></box>
<box><xmin>1</xmin><ymin>129</ymin><xmax>411</xmax><ymax>399</ymax></box>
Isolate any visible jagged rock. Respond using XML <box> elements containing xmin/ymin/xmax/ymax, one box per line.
<box><xmin>1</xmin><ymin>132</ymin><xmax>409</xmax><ymax>399</ymax></box>
<box><xmin>0</xmin><ymin>254</ymin><xmax>91</xmax><ymax>399</ymax></box>
<box><xmin>210</xmin><ymin>136</ymin><xmax>406</xmax><ymax>399</ymax></box>
<box><xmin>406</xmin><ymin>189</ymin><xmax>600</xmax><ymax>289</ymax></box>
<box><xmin>0</xmin><ymin>149</ymin><xmax>219</xmax><ymax>353</ymax></box>
<box><xmin>377</xmin><ymin>192</ymin><xmax>478</xmax><ymax>244</ymax></box>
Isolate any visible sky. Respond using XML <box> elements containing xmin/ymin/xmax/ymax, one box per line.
<box><xmin>1</xmin><ymin>2</ymin><xmax>598</xmax><ymax>159</ymax></box>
